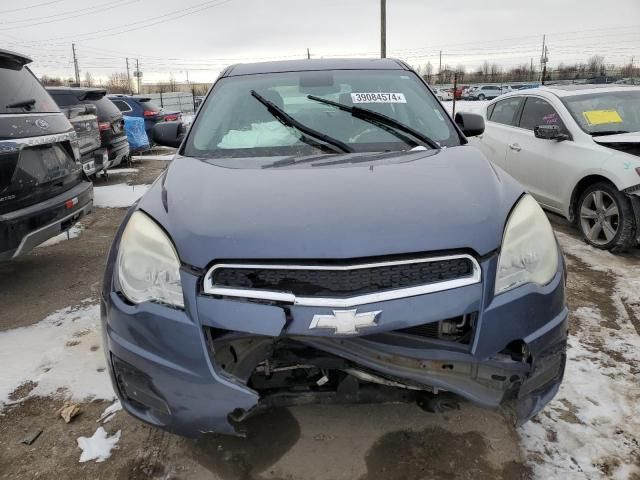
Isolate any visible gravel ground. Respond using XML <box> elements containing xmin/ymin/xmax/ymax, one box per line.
<box><xmin>0</xmin><ymin>157</ymin><xmax>638</xmax><ymax>480</ymax></box>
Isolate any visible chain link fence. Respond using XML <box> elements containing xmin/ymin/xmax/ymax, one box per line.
<box><xmin>145</xmin><ymin>92</ymin><xmax>197</xmax><ymax>114</ymax></box>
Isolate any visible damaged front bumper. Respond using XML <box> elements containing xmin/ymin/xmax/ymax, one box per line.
<box><xmin>101</xmin><ymin>250</ymin><xmax>568</xmax><ymax>438</ymax></box>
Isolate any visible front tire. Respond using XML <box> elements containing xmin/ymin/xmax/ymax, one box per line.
<box><xmin>577</xmin><ymin>182</ymin><xmax>636</xmax><ymax>251</ymax></box>
<box><xmin>477</xmin><ymin>94</ymin><xmax>485</xmax><ymax>100</ymax></box>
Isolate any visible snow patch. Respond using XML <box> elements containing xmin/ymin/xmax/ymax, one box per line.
<box><xmin>98</xmin><ymin>400</ymin><xmax>122</xmax><ymax>424</ymax></box>
<box><xmin>93</xmin><ymin>183</ymin><xmax>150</xmax><ymax>208</ymax></box>
<box><xmin>36</xmin><ymin>223</ymin><xmax>84</xmax><ymax>248</ymax></box>
<box><xmin>131</xmin><ymin>154</ymin><xmax>174</xmax><ymax>162</ymax></box>
<box><xmin>106</xmin><ymin>168</ymin><xmax>139</xmax><ymax>175</ymax></box>
<box><xmin>0</xmin><ymin>304</ymin><xmax>114</xmax><ymax>408</ymax></box>
<box><xmin>77</xmin><ymin>427</ymin><xmax>121</xmax><ymax>463</ymax></box>
<box><xmin>519</xmin><ymin>233</ymin><xmax>640</xmax><ymax>479</ymax></box>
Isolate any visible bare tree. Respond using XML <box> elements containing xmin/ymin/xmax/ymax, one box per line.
<box><xmin>587</xmin><ymin>55</ymin><xmax>606</xmax><ymax>75</ymax></box>
<box><xmin>84</xmin><ymin>71</ymin><xmax>94</xmax><ymax>87</ymax></box>
<box><xmin>489</xmin><ymin>63</ymin><xmax>502</xmax><ymax>81</ymax></box>
<box><xmin>40</xmin><ymin>75</ymin><xmax>64</xmax><ymax>86</ymax></box>
<box><xmin>620</xmin><ymin>59</ymin><xmax>638</xmax><ymax>78</ymax></box>
<box><xmin>424</xmin><ymin>61</ymin><xmax>433</xmax><ymax>83</ymax></box>
<box><xmin>106</xmin><ymin>72</ymin><xmax>130</xmax><ymax>94</ymax></box>
<box><xmin>168</xmin><ymin>73</ymin><xmax>177</xmax><ymax>92</ymax></box>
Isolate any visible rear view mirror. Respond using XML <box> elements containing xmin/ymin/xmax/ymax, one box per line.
<box><xmin>454</xmin><ymin>112</ymin><xmax>485</xmax><ymax>137</ymax></box>
<box><xmin>153</xmin><ymin>121</ymin><xmax>185</xmax><ymax>148</ymax></box>
<box><xmin>534</xmin><ymin>124</ymin><xmax>569</xmax><ymax>141</ymax></box>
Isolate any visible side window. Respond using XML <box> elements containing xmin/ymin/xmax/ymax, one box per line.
<box><xmin>111</xmin><ymin>99</ymin><xmax>131</xmax><ymax>112</ymax></box>
<box><xmin>486</xmin><ymin>103</ymin><xmax>496</xmax><ymax>118</ymax></box>
<box><xmin>519</xmin><ymin>97</ymin><xmax>565</xmax><ymax>131</ymax></box>
<box><xmin>488</xmin><ymin>97</ymin><xmax>522</xmax><ymax>126</ymax></box>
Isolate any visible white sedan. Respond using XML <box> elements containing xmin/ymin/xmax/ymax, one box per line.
<box><xmin>473</xmin><ymin>85</ymin><xmax>640</xmax><ymax>251</ymax></box>
<box><xmin>433</xmin><ymin>87</ymin><xmax>453</xmax><ymax>101</ymax></box>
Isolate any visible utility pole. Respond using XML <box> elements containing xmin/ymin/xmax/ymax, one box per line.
<box><xmin>125</xmin><ymin>58</ymin><xmax>132</xmax><ymax>94</ymax></box>
<box><xmin>530</xmin><ymin>57</ymin><xmax>534</xmax><ymax>81</ymax></box>
<box><xmin>438</xmin><ymin>50</ymin><xmax>442</xmax><ymax>84</ymax></box>
<box><xmin>539</xmin><ymin>34</ymin><xmax>546</xmax><ymax>83</ymax></box>
<box><xmin>307</xmin><ymin>48</ymin><xmax>310</xmax><ymax>60</ymax></box>
<box><xmin>71</xmin><ymin>43</ymin><xmax>80</xmax><ymax>86</ymax></box>
<box><xmin>380</xmin><ymin>0</ymin><xmax>386</xmax><ymax>58</ymax></box>
<box><xmin>135</xmin><ymin>58</ymin><xmax>141</xmax><ymax>94</ymax></box>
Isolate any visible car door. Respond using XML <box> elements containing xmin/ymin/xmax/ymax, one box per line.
<box><xmin>486</xmin><ymin>86</ymin><xmax>500</xmax><ymax>99</ymax></box>
<box><xmin>473</xmin><ymin>96</ymin><xmax>524</xmax><ymax>171</ymax></box>
<box><xmin>503</xmin><ymin>96</ymin><xmax>583</xmax><ymax>211</ymax></box>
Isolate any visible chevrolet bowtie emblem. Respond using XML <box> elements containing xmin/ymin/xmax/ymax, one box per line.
<box><xmin>309</xmin><ymin>309</ymin><xmax>382</xmax><ymax>335</ymax></box>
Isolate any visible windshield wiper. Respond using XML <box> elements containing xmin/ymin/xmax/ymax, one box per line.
<box><xmin>5</xmin><ymin>98</ymin><xmax>36</xmax><ymax>110</ymax></box>
<box><xmin>250</xmin><ymin>90</ymin><xmax>353</xmax><ymax>154</ymax></box>
<box><xmin>307</xmin><ymin>95</ymin><xmax>440</xmax><ymax>150</ymax></box>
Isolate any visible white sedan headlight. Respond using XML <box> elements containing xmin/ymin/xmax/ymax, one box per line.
<box><xmin>117</xmin><ymin>211</ymin><xmax>184</xmax><ymax>308</ymax></box>
<box><xmin>495</xmin><ymin>195</ymin><xmax>559</xmax><ymax>294</ymax></box>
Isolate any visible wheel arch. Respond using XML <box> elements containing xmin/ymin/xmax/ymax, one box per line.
<box><xmin>568</xmin><ymin>174</ymin><xmax>618</xmax><ymax>223</ymax></box>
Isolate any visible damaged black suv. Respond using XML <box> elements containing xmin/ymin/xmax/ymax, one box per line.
<box><xmin>0</xmin><ymin>49</ymin><xmax>93</xmax><ymax>260</ymax></box>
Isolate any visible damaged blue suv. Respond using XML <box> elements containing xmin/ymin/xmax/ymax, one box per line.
<box><xmin>102</xmin><ymin>59</ymin><xmax>568</xmax><ymax>437</ymax></box>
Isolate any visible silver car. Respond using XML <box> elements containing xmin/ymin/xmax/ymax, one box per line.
<box><xmin>469</xmin><ymin>85</ymin><xmax>502</xmax><ymax>100</ymax></box>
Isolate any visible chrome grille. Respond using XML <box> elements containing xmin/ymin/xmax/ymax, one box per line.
<box><xmin>203</xmin><ymin>254</ymin><xmax>481</xmax><ymax>308</ymax></box>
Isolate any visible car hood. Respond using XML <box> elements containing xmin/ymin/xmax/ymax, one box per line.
<box><xmin>593</xmin><ymin>131</ymin><xmax>640</xmax><ymax>144</ymax></box>
<box><xmin>139</xmin><ymin>147</ymin><xmax>524</xmax><ymax>268</ymax></box>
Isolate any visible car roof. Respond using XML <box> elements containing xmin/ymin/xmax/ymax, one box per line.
<box><xmin>223</xmin><ymin>58</ymin><xmax>410</xmax><ymax>77</ymax></box>
<box><xmin>492</xmin><ymin>84</ymin><xmax>640</xmax><ymax>102</ymax></box>
<box><xmin>543</xmin><ymin>84</ymin><xmax>640</xmax><ymax>94</ymax></box>
<box><xmin>0</xmin><ymin>48</ymin><xmax>32</xmax><ymax>65</ymax></box>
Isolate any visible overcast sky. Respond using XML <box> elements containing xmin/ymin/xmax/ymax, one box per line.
<box><xmin>2</xmin><ymin>0</ymin><xmax>638</xmax><ymax>83</ymax></box>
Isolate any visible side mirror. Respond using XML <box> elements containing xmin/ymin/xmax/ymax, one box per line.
<box><xmin>153</xmin><ymin>121</ymin><xmax>186</xmax><ymax>148</ymax></box>
<box><xmin>455</xmin><ymin>112</ymin><xmax>485</xmax><ymax>137</ymax></box>
<box><xmin>534</xmin><ymin>124</ymin><xmax>569</xmax><ymax>141</ymax></box>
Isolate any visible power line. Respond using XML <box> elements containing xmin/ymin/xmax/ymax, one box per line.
<box><xmin>13</xmin><ymin>0</ymin><xmax>235</xmax><ymax>45</ymax></box>
<box><xmin>0</xmin><ymin>0</ymin><xmax>66</xmax><ymax>14</ymax></box>
<box><xmin>0</xmin><ymin>0</ymin><xmax>137</xmax><ymax>28</ymax></box>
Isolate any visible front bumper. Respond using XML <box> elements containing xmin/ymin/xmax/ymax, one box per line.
<box><xmin>0</xmin><ymin>181</ymin><xmax>93</xmax><ymax>260</ymax></box>
<box><xmin>101</xmin><ymin>242</ymin><xmax>568</xmax><ymax>437</ymax></box>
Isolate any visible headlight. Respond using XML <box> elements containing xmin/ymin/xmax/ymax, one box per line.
<box><xmin>117</xmin><ymin>211</ymin><xmax>184</xmax><ymax>308</ymax></box>
<box><xmin>495</xmin><ymin>195</ymin><xmax>558</xmax><ymax>294</ymax></box>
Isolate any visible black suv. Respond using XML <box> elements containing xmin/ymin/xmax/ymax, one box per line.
<box><xmin>53</xmin><ymin>102</ymin><xmax>107</xmax><ymax>177</ymax></box>
<box><xmin>0</xmin><ymin>49</ymin><xmax>93</xmax><ymax>260</ymax></box>
<box><xmin>47</xmin><ymin>87</ymin><xmax>129</xmax><ymax>168</ymax></box>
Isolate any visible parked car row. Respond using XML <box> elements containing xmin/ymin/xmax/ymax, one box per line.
<box><xmin>0</xmin><ymin>48</ymin><xmax>187</xmax><ymax>260</ymax></box>
<box><xmin>0</xmin><ymin>49</ymin><xmax>94</xmax><ymax>260</ymax></box>
<box><xmin>46</xmin><ymin>87</ymin><xmax>130</xmax><ymax>173</ymax></box>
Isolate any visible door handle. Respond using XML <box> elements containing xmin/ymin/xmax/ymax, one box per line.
<box><xmin>508</xmin><ymin>143</ymin><xmax>521</xmax><ymax>152</ymax></box>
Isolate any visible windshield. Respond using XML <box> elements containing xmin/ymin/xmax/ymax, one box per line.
<box><xmin>561</xmin><ymin>90</ymin><xmax>640</xmax><ymax>135</ymax></box>
<box><xmin>0</xmin><ymin>62</ymin><xmax>59</xmax><ymax>115</ymax></box>
<box><xmin>185</xmin><ymin>70</ymin><xmax>460</xmax><ymax>158</ymax></box>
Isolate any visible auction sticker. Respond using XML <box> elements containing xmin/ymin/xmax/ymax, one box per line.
<box><xmin>583</xmin><ymin>109</ymin><xmax>623</xmax><ymax>126</ymax></box>
<box><xmin>351</xmin><ymin>92</ymin><xmax>407</xmax><ymax>104</ymax></box>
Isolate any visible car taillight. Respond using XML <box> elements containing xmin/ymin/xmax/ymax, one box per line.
<box><xmin>144</xmin><ymin>110</ymin><xmax>159</xmax><ymax>117</ymax></box>
<box><xmin>98</xmin><ymin>122</ymin><xmax>110</xmax><ymax>131</ymax></box>
<box><xmin>164</xmin><ymin>114</ymin><xmax>178</xmax><ymax>121</ymax></box>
